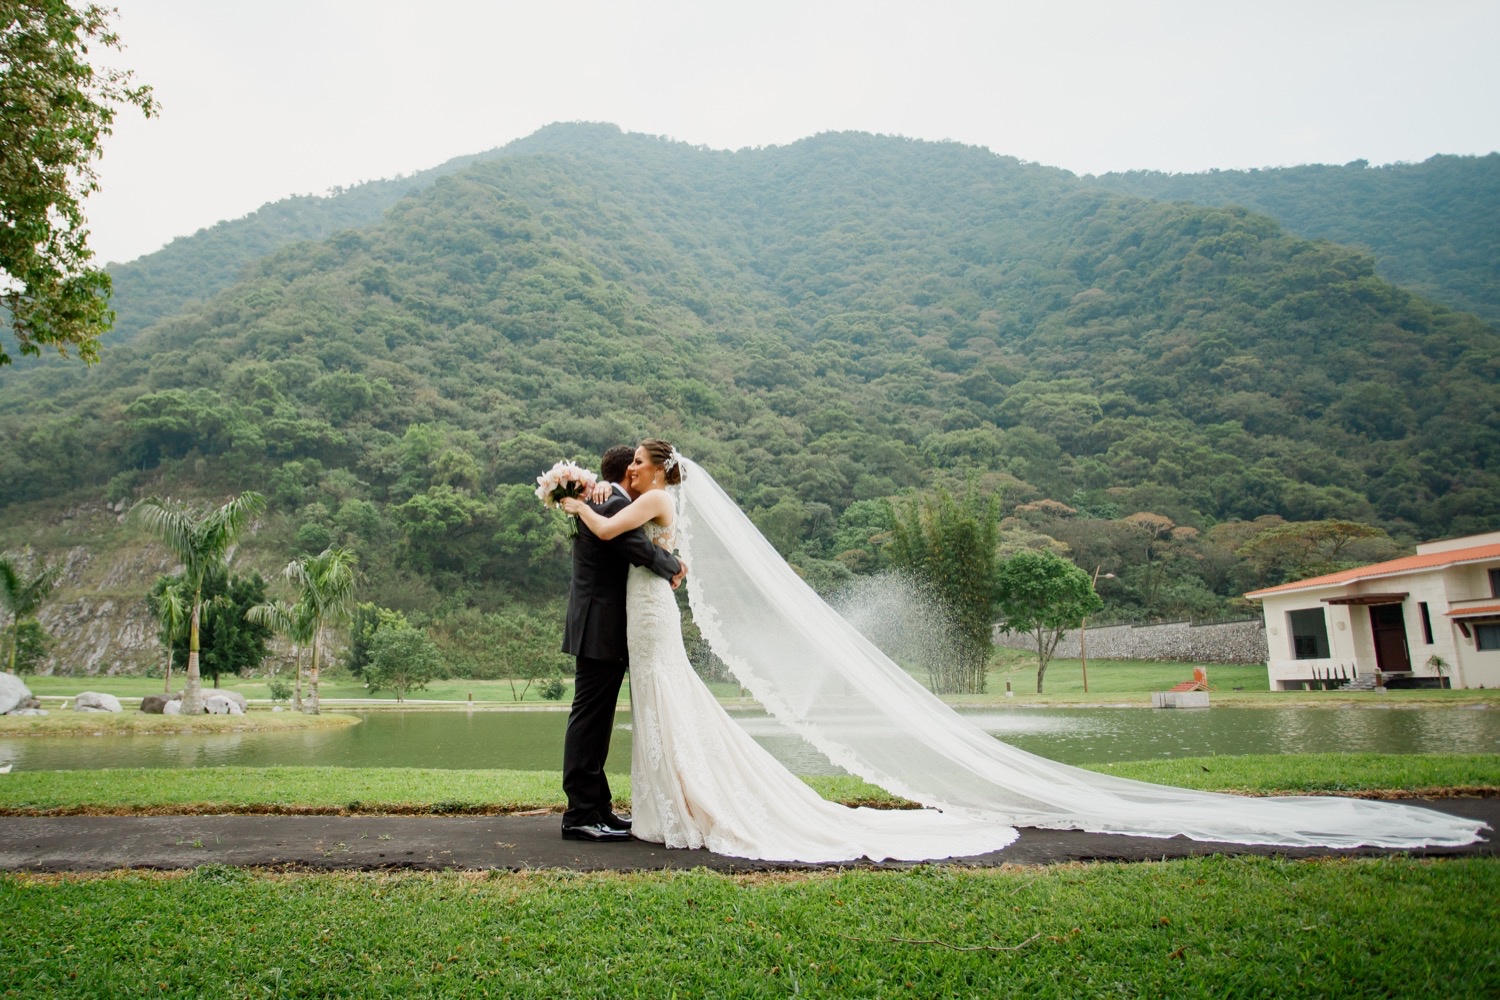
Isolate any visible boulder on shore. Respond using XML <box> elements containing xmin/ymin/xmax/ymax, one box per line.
<box><xmin>162</xmin><ymin>699</ymin><xmax>182</xmax><ymax>715</ymax></box>
<box><xmin>0</xmin><ymin>674</ymin><xmax>31</xmax><ymax>715</ymax></box>
<box><xmin>204</xmin><ymin>694</ymin><xmax>244</xmax><ymax>715</ymax></box>
<box><xmin>139</xmin><ymin>692</ymin><xmax>181</xmax><ymax>714</ymax></box>
<box><xmin>73</xmin><ymin>691</ymin><xmax>123</xmax><ymax>713</ymax></box>
<box><xmin>214</xmin><ymin>690</ymin><xmax>248</xmax><ymax>712</ymax></box>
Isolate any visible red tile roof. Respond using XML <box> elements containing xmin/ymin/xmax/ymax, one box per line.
<box><xmin>1447</xmin><ymin>603</ymin><xmax>1500</xmax><ymax>618</ymax></box>
<box><xmin>1244</xmin><ymin>543</ymin><xmax>1500</xmax><ymax>600</ymax></box>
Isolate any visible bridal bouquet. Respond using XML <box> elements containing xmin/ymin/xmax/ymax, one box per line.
<box><xmin>535</xmin><ymin>460</ymin><xmax>598</xmax><ymax>509</ymax></box>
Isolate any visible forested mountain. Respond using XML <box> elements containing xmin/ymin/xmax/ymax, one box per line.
<box><xmin>2</xmin><ymin>124</ymin><xmax>1497</xmax><ymax>660</ymax></box>
<box><xmin>99</xmin><ymin>140</ymin><xmax>1500</xmax><ymax>352</ymax></box>
<box><xmin>99</xmin><ymin>149</ymin><xmax>505</xmax><ymax>343</ymax></box>
<box><xmin>1090</xmin><ymin>155</ymin><xmax>1500</xmax><ymax>324</ymax></box>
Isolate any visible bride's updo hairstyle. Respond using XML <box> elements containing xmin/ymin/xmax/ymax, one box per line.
<box><xmin>640</xmin><ymin>438</ymin><xmax>684</xmax><ymax>485</ymax></box>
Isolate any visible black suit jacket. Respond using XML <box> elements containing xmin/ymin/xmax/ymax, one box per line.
<box><xmin>562</xmin><ymin>488</ymin><xmax>682</xmax><ymax>661</ymax></box>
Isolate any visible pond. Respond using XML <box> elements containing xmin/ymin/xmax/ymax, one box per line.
<box><xmin>2</xmin><ymin>705</ymin><xmax>1497</xmax><ymax>773</ymax></box>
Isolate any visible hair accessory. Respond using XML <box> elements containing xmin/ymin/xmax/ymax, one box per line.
<box><xmin>664</xmin><ymin>449</ymin><xmax>681</xmax><ymax>473</ymax></box>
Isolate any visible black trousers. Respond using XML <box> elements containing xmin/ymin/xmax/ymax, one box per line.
<box><xmin>561</xmin><ymin>654</ymin><xmax>627</xmax><ymax>826</ymax></box>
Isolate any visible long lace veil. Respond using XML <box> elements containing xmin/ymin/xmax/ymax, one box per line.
<box><xmin>676</xmin><ymin>458</ymin><xmax>1486</xmax><ymax>848</ymax></box>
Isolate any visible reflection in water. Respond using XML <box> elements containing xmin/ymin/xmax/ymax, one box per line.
<box><xmin>1</xmin><ymin>706</ymin><xmax>1495</xmax><ymax>774</ymax></box>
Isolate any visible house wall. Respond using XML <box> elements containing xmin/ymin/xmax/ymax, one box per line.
<box><xmin>1453</xmin><ymin>632</ymin><xmax>1500</xmax><ymax>689</ymax></box>
<box><xmin>1443</xmin><ymin>562</ymin><xmax>1500</xmax><ymax>688</ymax></box>
<box><xmin>1447</xmin><ymin>564</ymin><xmax>1497</xmax><ymax>602</ymax></box>
<box><xmin>1261</xmin><ymin>593</ymin><xmax>1358</xmax><ymax>690</ymax></box>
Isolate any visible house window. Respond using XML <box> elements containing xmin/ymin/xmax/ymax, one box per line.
<box><xmin>1490</xmin><ymin>568</ymin><xmax>1500</xmax><ymax>598</ymax></box>
<box><xmin>1288</xmin><ymin>608</ymin><xmax>1330</xmax><ymax>659</ymax></box>
<box><xmin>1419</xmin><ymin>602</ymin><xmax>1434</xmax><ymax>644</ymax></box>
<box><xmin>1477</xmin><ymin>623</ymin><xmax>1500</xmax><ymax>651</ymax></box>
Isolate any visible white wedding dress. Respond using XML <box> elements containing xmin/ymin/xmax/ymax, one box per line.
<box><xmin>627</xmin><ymin>516</ymin><xmax>1020</xmax><ymax>862</ymax></box>
<box><xmin>622</xmin><ymin>463</ymin><xmax>1486</xmax><ymax>862</ymax></box>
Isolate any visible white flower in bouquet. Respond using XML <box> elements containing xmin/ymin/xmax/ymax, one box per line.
<box><xmin>535</xmin><ymin>460</ymin><xmax>599</xmax><ymax>509</ymax></box>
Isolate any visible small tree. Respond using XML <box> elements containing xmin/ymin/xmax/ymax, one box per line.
<box><xmin>9</xmin><ymin>619</ymin><xmax>49</xmax><ymax>673</ymax></box>
<box><xmin>344</xmin><ymin>601</ymin><xmax>387</xmax><ymax>678</ymax></box>
<box><xmin>994</xmin><ymin>550</ymin><xmax>1103</xmax><ymax>694</ymax></box>
<box><xmin>364</xmin><ymin>624</ymin><xmax>439</xmax><ymax>703</ymax></box>
<box><xmin>246</xmin><ymin>597</ymin><xmax>312</xmax><ymax>708</ymax></box>
<box><xmin>152</xmin><ymin>568</ymin><xmax>272</xmax><ymax>689</ymax></box>
<box><xmin>146</xmin><ymin>576</ymin><xmax>191</xmax><ymax>691</ymax></box>
<box><xmin>196</xmin><ymin>570</ymin><xmax>272</xmax><ymax>687</ymax></box>
<box><xmin>280</xmin><ymin>547</ymin><xmax>356</xmax><ymax>715</ymax></box>
<box><xmin>470</xmin><ymin>608</ymin><xmax>569</xmax><ymax>701</ymax></box>
<box><xmin>0</xmin><ymin>553</ymin><xmax>63</xmax><ymax>674</ymax></box>
<box><xmin>887</xmin><ymin>487</ymin><xmax>1000</xmax><ymax>694</ymax></box>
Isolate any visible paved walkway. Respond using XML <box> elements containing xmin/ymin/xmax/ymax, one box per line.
<box><xmin>1</xmin><ymin>797</ymin><xmax>1493</xmax><ymax>873</ymax></box>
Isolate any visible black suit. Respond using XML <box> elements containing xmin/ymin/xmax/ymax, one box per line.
<box><xmin>561</xmin><ymin>487</ymin><xmax>681</xmax><ymax>827</ymax></box>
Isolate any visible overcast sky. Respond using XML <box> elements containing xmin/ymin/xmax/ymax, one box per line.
<box><xmin>83</xmin><ymin>0</ymin><xmax>1499</xmax><ymax>266</ymax></box>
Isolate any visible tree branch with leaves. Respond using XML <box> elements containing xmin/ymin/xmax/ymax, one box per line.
<box><xmin>1</xmin><ymin>2</ymin><xmax>157</xmax><ymax>364</ymax></box>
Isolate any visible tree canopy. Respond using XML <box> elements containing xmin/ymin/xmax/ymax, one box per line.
<box><xmin>994</xmin><ymin>551</ymin><xmax>1103</xmax><ymax>693</ymax></box>
<box><xmin>0</xmin><ymin>1</ymin><xmax>156</xmax><ymax>365</ymax></box>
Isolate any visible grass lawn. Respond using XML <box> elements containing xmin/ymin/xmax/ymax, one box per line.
<box><xmin>0</xmin><ymin>709</ymin><xmax>360</xmax><ymax>738</ymax></box>
<box><xmin>2</xmin><ymin>857</ymin><xmax>1495</xmax><ymax>997</ymax></box>
<box><xmin>3</xmin><ymin>754</ymin><xmax>1495</xmax><ymax>816</ymax></box>
<box><xmin>3</xmin><ymin>758</ymin><xmax>1495</xmax><ymax>996</ymax></box>
<box><xmin>18</xmin><ymin>674</ymin><xmax>584</xmax><ymax>706</ymax></box>
<box><xmin>974</xmin><ymin>650</ymin><xmax>1499</xmax><ymax>707</ymax></box>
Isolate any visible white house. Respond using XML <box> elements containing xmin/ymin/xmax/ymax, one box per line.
<box><xmin>1245</xmin><ymin>531</ymin><xmax>1500</xmax><ymax>690</ymax></box>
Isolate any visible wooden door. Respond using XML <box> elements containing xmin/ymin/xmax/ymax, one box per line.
<box><xmin>1369</xmin><ymin>604</ymin><xmax>1411</xmax><ymax>672</ymax></box>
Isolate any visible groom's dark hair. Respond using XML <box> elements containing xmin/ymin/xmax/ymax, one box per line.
<box><xmin>600</xmin><ymin>445</ymin><xmax>635</xmax><ymax>484</ymax></box>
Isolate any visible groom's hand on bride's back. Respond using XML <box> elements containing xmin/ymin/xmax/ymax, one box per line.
<box><xmin>671</xmin><ymin>558</ymin><xmax>688</xmax><ymax>590</ymax></box>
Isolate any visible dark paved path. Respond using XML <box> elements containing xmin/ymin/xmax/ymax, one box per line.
<box><xmin>1</xmin><ymin>797</ymin><xmax>1493</xmax><ymax>873</ymax></box>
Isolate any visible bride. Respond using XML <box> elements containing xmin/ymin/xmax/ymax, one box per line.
<box><xmin>564</xmin><ymin>440</ymin><xmax>1487</xmax><ymax>863</ymax></box>
<box><xmin>563</xmin><ymin>440</ymin><xmax>1015</xmax><ymax>861</ymax></box>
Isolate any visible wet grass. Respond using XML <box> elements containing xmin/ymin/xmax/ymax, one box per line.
<box><xmin>2</xmin><ymin>856</ymin><xmax>1495</xmax><ymax>997</ymax></box>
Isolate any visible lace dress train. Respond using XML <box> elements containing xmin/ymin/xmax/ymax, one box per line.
<box><xmin>625</xmin><ymin>526</ymin><xmax>1018</xmax><ymax>863</ymax></box>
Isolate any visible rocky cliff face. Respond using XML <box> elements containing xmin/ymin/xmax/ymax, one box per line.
<box><xmin>21</xmin><ymin>502</ymin><xmax>177</xmax><ymax>676</ymax></box>
<box><xmin>6</xmin><ymin>492</ymin><xmax>286</xmax><ymax>678</ymax></box>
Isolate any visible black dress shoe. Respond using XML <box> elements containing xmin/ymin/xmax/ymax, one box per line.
<box><xmin>605</xmin><ymin>813</ymin><xmax>632</xmax><ymax>831</ymax></box>
<box><xmin>561</xmin><ymin>821</ymin><xmax>632</xmax><ymax>842</ymax></box>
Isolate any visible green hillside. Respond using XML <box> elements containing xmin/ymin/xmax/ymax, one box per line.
<box><xmin>99</xmin><ymin>148</ymin><xmax>508</xmax><ymax>344</ymax></box>
<box><xmin>1090</xmin><ymin>154</ymin><xmax>1500</xmax><ymax>324</ymax></box>
<box><xmin>2</xmin><ymin>124</ymin><xmax>1497</xmax><ymax>643</ymax></box>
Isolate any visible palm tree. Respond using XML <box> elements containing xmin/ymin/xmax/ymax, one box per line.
<box><xmin>129</xmin><ymin>492</ymin><xmax>266</xmax><ymax>713</ymax></box>
<box><xmin>0</xmin><ymin>553</ymin><xmax>62</xmax><ymax>674</ymax></box>
<box><xmin>148</xmin><ymin>578</ymin><xmax>191</xmax><ymax>692</ymax></box>
<box><xmin>282</xmin><ymin>546</ymin><xmax>356</xmax><ymax>715</ymax></box>
<box><xmin>247</xmin><ymin>596</ymin><xmax>314</xmax><ymax>710</ymax></box>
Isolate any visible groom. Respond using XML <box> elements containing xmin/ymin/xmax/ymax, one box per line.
<box><xmin>560</xmin><ymin>444</ymin><xmax>685</xmax><ymax>841</ymax></box>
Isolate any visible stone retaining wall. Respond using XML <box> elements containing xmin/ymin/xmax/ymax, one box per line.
<box><xmin>993</xmin><ymin>617</ymin><xmax>1268</xmax><ymax>664</ymax></box>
